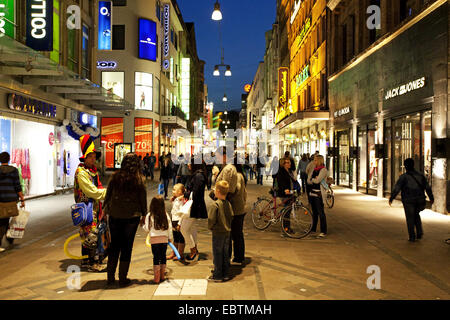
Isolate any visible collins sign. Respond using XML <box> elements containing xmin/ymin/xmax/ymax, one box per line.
<box><xmin>26</xmin><ymin>0</ymin><xmax>53</xmax><ymax>51</ymax></box>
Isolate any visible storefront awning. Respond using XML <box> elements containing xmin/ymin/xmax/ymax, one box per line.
<box><xmin>0</xmin><ymin>35</ymin><xmax>134</xmax><ymax>113</ymax></box>
<box><xmin>276</xmin><ymin>111</ymin><xmax>330</xmax><ymax>130</ymax></box>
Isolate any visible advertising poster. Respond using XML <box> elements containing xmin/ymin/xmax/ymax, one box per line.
<box><xmin>101</xmin><ymin>118</ymin><xmax>123</xmax><ymax>168</ymax></box>
<box><xmin>138</xmin><ymin>18</ymin><xmax>157</xmax><ymax>61</ymax></box>
<box><xmin>135</xmin><ymin>72</ymin><xmax>153</xmax><ymax>110</ymax></box>
<box><xmin>26</xmin><ymin>0</ymin><xmax>53</xmax><ymax>51</ymax></box>
<box><xmin>114</xmin><ymin>143</ymin><xmax>131</xmax><ymax>169</ymax></box>
<box><xmin>98</xmin><ymin>1</ymin><xmax>112</xmax><ymax>50</ymax></box>
<box><xmin>0</xmin><ymin>0</ymin><xmax>15</xmax><ymax>38</ymax></box>
<box><xmin>135</xmin><ymin>118</ymin><xmax>153</xmax><ymax>159</ymax></box>
<box><xmin>102</xmin><ymin>71</ymin><xmax>124</xmax><ymax>98</ymax></box>
<box><xmin>154</xmin><ymin>120</ymin><xmax>159</xmax><ymax>167</ymax></box>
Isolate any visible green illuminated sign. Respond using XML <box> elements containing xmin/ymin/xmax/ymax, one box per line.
<box><xmin>298</xmin><ymin>18</ymin><xmax>311</xmax><ymax>46</ymax></box>
<box><xmin>0</xmin><ymin>0</ymin><xmax>15</xmax><ymax>38</ymax></box>
<box><xmin>296</xmin><ymin>65</ymin><xmax>310</xmax><ymax>89</ymax></box>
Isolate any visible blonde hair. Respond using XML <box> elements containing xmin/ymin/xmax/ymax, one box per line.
<box><xmin>315</xmin><ymin>155</ymin><xmax>324</xmax><ymax>166</ymax></box>
<box><xmin>173</xmin><ymin>183</ymin><xmax>185</xmax><ymax>193</ymax></box>
<box><xmin>216</xmin><ymin>180</ymin><xmax>229</xmax><ymax>196</ymax></box>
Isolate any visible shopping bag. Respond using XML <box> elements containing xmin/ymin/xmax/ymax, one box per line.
<box><xmin>158</xmin><ymin>183</ymin><xmax>164</xmax><ymax>195</ymax></box>
<box><xmin>6</xmin><ymin>209</ymin><xmax>31</xmax><ymax>239</ymax></box>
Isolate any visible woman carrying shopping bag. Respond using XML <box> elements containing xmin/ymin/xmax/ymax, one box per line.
<box><xmin>180</xmin><ymin>161</ymin><xmax>207</xmax><ymax>261</ymax></box>
<box><xmin>0</xmin><ymin>152</ymin><xmax>25</xmax><ymax>252</ymax></box>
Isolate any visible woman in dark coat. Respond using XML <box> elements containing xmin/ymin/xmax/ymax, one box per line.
<box><xmin>159</xmin><ymin>158</ymin><xmax>172</xmax><ymax>199</ymax></box>
<box><xmin>181</xmin><ymin>161</ymin><xmax>207</xmax><ymax>260</ymax></box>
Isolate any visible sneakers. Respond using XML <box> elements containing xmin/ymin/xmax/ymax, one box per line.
<box><xmin>207</xmin><ymin>275</ymin><xmax>223</xmax><ymax>282</ymax></box>
<box><xmin>317</xmin><ymin>233</ymin><xmax>327</xmax><ymax>238</ymax></box>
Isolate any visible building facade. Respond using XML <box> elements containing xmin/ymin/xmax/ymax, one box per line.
<box><xmin>327</xmin><ymin>0</ymin><xmax>449</xmax><ymax>213</ymax></box>
<box><xmin>0</xmin><ymin>0</ymin><xmax>113</xmax><ymax>197</ymax></box>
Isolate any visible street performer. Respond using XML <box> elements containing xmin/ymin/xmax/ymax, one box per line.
<box><xmin>74</xmin><ymin>134</ymin><xmax>107</xmax><ymax>272</ymax></box>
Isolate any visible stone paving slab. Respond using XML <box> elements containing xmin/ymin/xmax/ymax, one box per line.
<box><xmin>0</xmin><ymin>181</ymin><xmax>449</xmax><ymax>300</ymax></box>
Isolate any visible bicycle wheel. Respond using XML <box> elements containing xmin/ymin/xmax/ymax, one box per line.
<box><xmin>326</xmin><ymin>192</ymin><xmax>334</xmax><ymax>208</ymax></box>
<box><xmin>281</xmin><ymin>204</ymin><xmax>313</xmax><ymax>239</ymax></box>
<box><xmin>252</xmin><ymin>198</ymin><xmax>273</xmax><ymax>230</ymax></box>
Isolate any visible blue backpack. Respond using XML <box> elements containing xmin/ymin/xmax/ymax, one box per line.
<box><xmin>71</xmin><ymin>201</ymin><xmax>93</xmax><ymax>227</ymax></box>
<box><xmin>158</xmin><ymin>183</ymin><xmax>165</xmax><ymax>195</ymax></box>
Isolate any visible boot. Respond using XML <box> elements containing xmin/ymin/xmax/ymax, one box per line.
<box><xmin>174</xmin><ymin>243</ymin><xmax>185</xmax><ymax>261</ymax></box>
<box><xmin>160</xmin><ymin>264</ymin><xmax>167</xmax><ymax>282</ymax></box>
<box><xmin>118</xmin><ymin>261</ymin><xmax>131</xmax><ymax>287</ymax></box>
<box><xmin>106</xmin><ymin>256</ymin><xmax>119</xmax><ymax>286</ymax></box>
<box><xmin>152</xmin><ymin>265</ymin><xmax>161</xmax><ymax>284</ymax></box>
<box><xmin>186</xmin><ymin>245</ymin><xmax>198</xmax><ymax>261</ymax></box>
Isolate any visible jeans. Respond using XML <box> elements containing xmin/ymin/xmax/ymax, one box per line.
<box><xmin>300</xmin><ymin>172</ymin><xmax>308</xmax><ymax>194</ymax></box>
<box><xmin>162</xmin><ymin>178</ymin><xmax>170</xmax><ymax>197</ymax></box>
<box><xmin>403</xmin><ymin>200</ymin><xmax>424</xmax><ymax>240</ymax></box>
<box><xmin>310</xmin><ymin>196</ymin><xmax>327</xmax><ymax>234</ymax></box>
<box><xmin>212</xmin><ymin>233</ymin><xmax>231</xmax><ymax>279</ymax></box>
<box><xmin>257</xmin><ymin>171</ymin><xmax>263</xmax><ymax>185</ymax></box>
<box><xmin>229</xmin><ymin>213</ymin><xmax>246</xmax><ymax>262</ymax></box>
<box><xmin>108</xmin><ymin>216</ymin><xmax>140</xmax><ymax>264</ymax></box>
<box><xmin>149</xmin><ymin>166</ymin><xmax>155</xmax><ymax>180</ymax></box>
<box><xmin>151</xmin><ymin>243</ymin><xmax>168</xmax><ymax>265</ymax></box>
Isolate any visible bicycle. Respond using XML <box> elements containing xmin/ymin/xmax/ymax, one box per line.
<box><xmin>325</xmin><ymin>184</ymin><xmax>334</xmax><ymax>208</ymax></box>
<box><xmin>251</xmin><ymin>189</ymin><xmax>313</xmax><ymax>239</ymax></box>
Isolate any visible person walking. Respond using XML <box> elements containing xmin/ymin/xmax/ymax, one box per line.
<box><xmin>144</xmin><ymin>196</ymin><xmax>173</xmax><ymax>284</ymax></box>
<box><xmin>207</xmin><ymin>180</ymin><xmax>234</xmax><ymax>282</ymax></box>
<box><xmin>159</xmin><ymin>158</ymin><xmax>172</xmax><ymax>200</ymax></box>
<box><xmin>104</xmin><ymin>153</ymin><xmax>147</xmax><ymax>287</ymax></box>
<box><xmin>143</xmin><ymin>153</ymin><xmax>150</xmax><ymax>180</ymax></box>
<box><xmin>298</xmin><ymin>154</ymin><xmax>309</xmax><ymax>194</ymax></box>
<box><xmin>389</xmin><ymin>158</ymin><xmax>434</xmax><ymax>242</ymax></box>
<box><xmin>0</xmin><ymin>152</ymin><xmax>25</xmax><ymax>252</ymax></box>
<box><xmin>181</xmin><ymin>161</ymin><xmax>208</xmax><ymax>260</ymax></box>
<box><xmin>256</xmin><ymin>155</ymin><xmax>265</xmax><ymax>185</ymax></box>
<box><xmin>307</xmin><ymin>155</ymin><xmax>328</xmax><ymax>238</ymax></box>
<box><xmin>74</xmin><ymin>135</ymin><xmax>107</xmax><ymax>272</ymax></box>
<box><xmin>177</xmin><ymin>154</ymin><xmax>191</xmax><ymax>185</ymax></box>
<box><xmin>148</xmin><ymin>152</ymin><xmax>156</xmax><ymax>181</ymax></box>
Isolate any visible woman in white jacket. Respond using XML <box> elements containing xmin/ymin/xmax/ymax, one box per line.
<box><xmin>143</xmin><ymin>196</ymin><xmax>173</xmax><ymax>283</ymax></box>
<box><xmin>307</xmin><ymin>155</ymin><xmax>328</xmax><ymax>238</ymax></box>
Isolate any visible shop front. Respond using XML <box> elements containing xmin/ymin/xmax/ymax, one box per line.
<box><xmin>328</xmin><ymin>2</ymin><xmax>448</xmax><ymax>212</ymax></box>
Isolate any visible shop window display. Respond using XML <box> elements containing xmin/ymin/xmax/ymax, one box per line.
<box><xmin>338</xmin><ymin>131</ymin><xmax>350</xmax><ymax>186</ymax></box>
<box><xmin>368</xmin><ymin>124</ymin><xmax>378</xmax><ymax>190</ymax></box>
<box><xmin>423</xmin><ymin>111</ymin><xmax>432</xmax><ymax>185</ymax></box>
<box><xmin>358</xmin><ymin>128</ymin><xmax>367</xmax><ymax>188</ymax></box>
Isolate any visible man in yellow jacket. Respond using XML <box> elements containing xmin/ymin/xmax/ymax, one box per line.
<box><xmin>74</xmin><ymin>135</ymin><xmax>107</xmax><ymax>271</ymax></box>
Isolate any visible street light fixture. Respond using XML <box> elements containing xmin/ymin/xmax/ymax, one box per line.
<box><xmin>211</xmin><ymin>1</ymin><xmax>222</xmax><ymax>21</ymax></box>
<box><xmin>223</xmin><ymin>94</ymin><xmax>228</xmax><ymax>102</ymax></box>
<box><xmin>224</xmin><ymin>65</ymin><xmax>232</xmax><ymax>76</ymax></box>
<box><xmin>213</xmin><ymin>66</ymin><xmax>220</xmax><ymax>76</ymax></box>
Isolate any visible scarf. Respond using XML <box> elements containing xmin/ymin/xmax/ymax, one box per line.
<box><xmin>314</xmin><ymin>165</ymin><xmax>325</xmax><ymax>172</ymax></box>
<box><xmin>79</xmin><ymin>162</ymin><xmax>98</xmax><ymax>174</ymax></box>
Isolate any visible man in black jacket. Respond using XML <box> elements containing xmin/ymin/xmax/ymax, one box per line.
<box><xmin>389</xmin><ymin>158</ymin><xmax>434</xmax><ymax>242</ymax></box>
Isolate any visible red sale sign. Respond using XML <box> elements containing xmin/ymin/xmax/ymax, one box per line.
<box><xmin>101</xmin><ymin>118</ymin><xmax>124</xmax><ymax>168</ymax></box>
<box><xmin>135</xmin><ymin>118</ymin><xmax>153</xmax><ymax>158</ymax></box>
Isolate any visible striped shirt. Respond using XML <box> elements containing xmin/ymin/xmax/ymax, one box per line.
<box><xmin>0</xmin><ymin>165</ymin><xmax>21</xmax><ymax>203</ymax></box>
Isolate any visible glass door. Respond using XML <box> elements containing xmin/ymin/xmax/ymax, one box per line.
<box><xmin>358</xmin><ymin>126</ymin><xmax>367</xmax><ymax>189</ymax></box>
<box><xmin>423</xmin><ymin>111</ymin><xmax>432</xmax><ymax>186</ymax></box>
<box><xmin>368</xmin><ymin>123</ymin><xmax>378</xmax><ymax>191</ymax></box>
<box><xmin>338</xmin><ymin>131</ymin><xmax>350</xmax><ymax>186</ymax></box>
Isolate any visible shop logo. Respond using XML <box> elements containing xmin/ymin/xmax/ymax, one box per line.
<box><xmin>98</xmin><ymin>1</ymin><xmax>112</xmax><ymax>50</ymax></box>
<box><xmin>334</xmin><ymin>106</ymin><xmax>351</xmax><ymax>118</ymax></box>
<box><xmin>8</xmin><ymin>94</ymin><xmax>57</xmax><ymax>118</ymax></box>
<box><xmin>385</xmin><ymin>77</ymin><xmax>426</xmax><ymax>100</ymax></box>
<box><xmin>295</xmin><ymin>65</ymin><xmax>310</xmax><ymax>89</ymax></box>
<box><xmin>297</xmin><ymin>18</ymin><xmax>311</xmax><ymax>47</ymax></box>
<box><xmin>163</xmin><ymin>3</ymin><xmax>170</xmax><ymax>70</ymax></box>
<box><xmin>0</xmin><ymin>4</ymin><xmax>6</xmax><ymax>35</ymax></box>
<box><xmin>96</xmin><ymin>61</ymin><xmax>117</xmax><ymax>69</ymax></box>
<box><xmin>290</xmin><ymin>0</ymin><xmax>302</xmax><ymax>24</ymax></box>
<box><xmin>48</xmin><ymin>132</ymin><xmax>55</xmax><ymax>146</ymax></box>
<box><xmin>26</xmin><ymin>0</ymin><xmax>53</xmax><ymax>51</ymax></box>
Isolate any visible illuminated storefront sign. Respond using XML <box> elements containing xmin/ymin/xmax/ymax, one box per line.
<box><xmin>8</xmin><ymin>94</ymin><xmax>57</xmax><ymax>118</ymax></box>
<box><xmin>296</xmin><ymin>65</ymin><xmax>310</xmax><ymax>89</ymax></box>
<box><xmin>98</xmin><ymin>1</ymin><xmax>112</xmax><ymax>50</ymax></box>
<box><xmin>384</xmin><ymin>77</ymin><xmax>426</xmax><ymax>100</ymax></box>
<box><xmin>96</xmin><ymin>61</ymin><xmax>117</xmax><ymax>69</ymax></box>
<box><xmin>276</xmin><ymin>67</ymin><xmax>292</xmax><ymax>124</ymax></box>
<box><xmin>163</xmin><ymin>3</ymin><xmax>170</xmax><ymax>70</ymax></box>
<box><xmin>285</xmin><ymin>134</ymin><xmax>297</xmax><ymax>141</ymax></box>
<box><xmin>181</xmin><ymin>58</ymin><xmax>190</xmax><ymax>120</ymax></box>
<box><xmin>139</xmin><ymin>18</ymin><xmax>157</xmax><ymax>61</ymax></box>
<box><xmin>334</xmin><ymin>106</ymin><xmax>351</xmax><ymax>118</ymax></box>
<box><xmin>26</xmin><ymin>0</ymin><xmax>53</xmax><ymax>51</ymax></box>
<box><xmin>297</xmin><ymin>18</ymin><xmax>311</xmax><ymax>46</ymax></box>
<box><xmin>0</xmin><ymin>0</ymin><xmax>15</xmax><ymax>38</ymax></box>
<box><xmin>290</xmin><ymin>0</ymin><xmax>302</xmax><ymax>24</ymax></box>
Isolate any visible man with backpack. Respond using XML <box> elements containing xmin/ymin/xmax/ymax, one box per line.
<box><xmin>389</xmin><ymin>158</ymin><xmax>434</xmax><ymax>242</ymax></box>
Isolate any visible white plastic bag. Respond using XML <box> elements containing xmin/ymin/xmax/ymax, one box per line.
<box><xmin>6</xmin><ymin>209</ymin><xmax>30</xmax><ymax>239</ymax></box>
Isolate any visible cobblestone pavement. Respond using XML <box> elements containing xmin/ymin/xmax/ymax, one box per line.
<box><xmin>0</xmin><ymin>176</ymin><xmax>449</xmax><ymax>300</ymax></box>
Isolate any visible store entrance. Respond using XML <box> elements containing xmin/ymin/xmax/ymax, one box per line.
<box><xmin>387</xmin><ymin>110</ymin><xmax>432</xmax><ymax>196</ymax></box>
<box><xmin>336</xmin><ymin>130</ymin><xmax>351</xmax><ymax>187</ymax></box>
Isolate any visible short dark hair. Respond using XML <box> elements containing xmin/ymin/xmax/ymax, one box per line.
<box><xmin>284</xmin><ymin>151</ymin><xmax>290</xmax><ymax>156</ymax></box>
<box><xmin>0</xmin><ymin>152</ymin><xmax>10</xmax><ymax>163</ymax></box>
<box><xmin>404</xmin><ymin>158</ymin><xmax>415</xmax><ymax>171</ymax></box>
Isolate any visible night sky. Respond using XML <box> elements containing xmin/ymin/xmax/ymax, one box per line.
<box><xmin>177</xmin><ymin>0</ymin><xmax>276</xmax><ymax>113</ymax></box>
